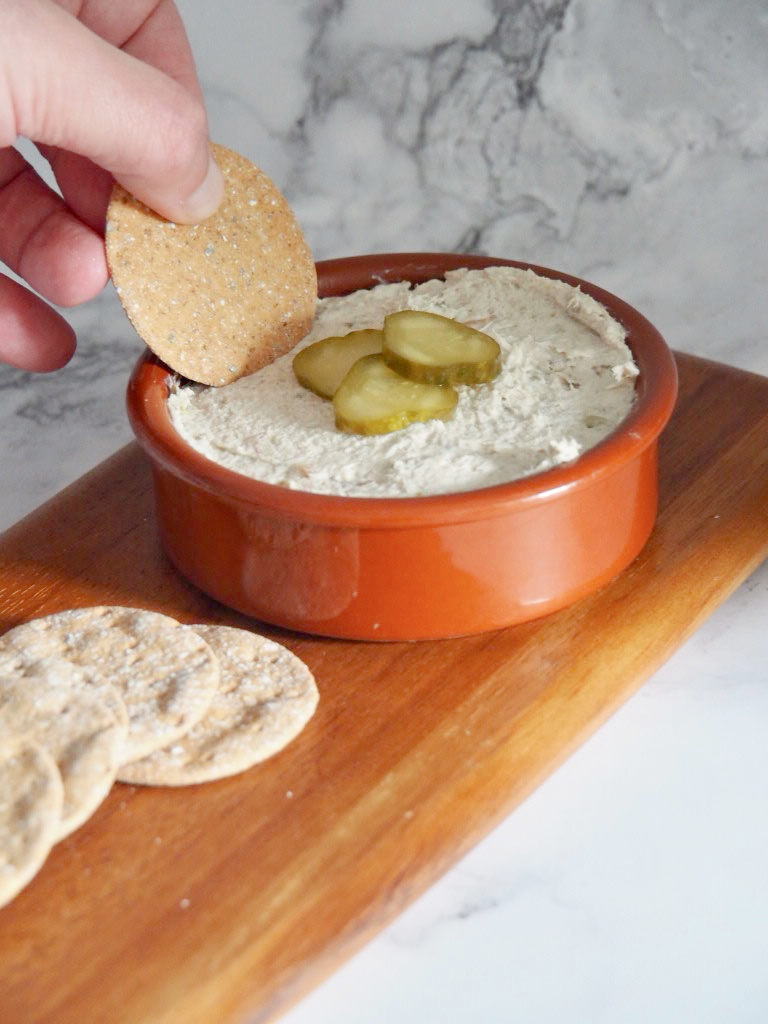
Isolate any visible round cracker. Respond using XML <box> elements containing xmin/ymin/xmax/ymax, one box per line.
<box><xmin>0</xmin><ymin>607</ymin><xmax>220</xmax><ymax>762</ymax></box>
<box><xmin>0</xmin><ymin>654</ymin><xmax>130</xmax><ymax>734</ymax></box>
<box><xmin>0</xmin><ymin>735</ymin><xmax>63</xmax><ymax>909</ymax></box>
<box><xmin>118</xmin><ymin>624</ymin><xmax>318</xmax><ymax>786</ymax></box>
<box><xmin>106</xmin><ymin>142</ymin><xmax>318</xmax><ymax>386</ymax></box>
<box><xmin>0</xmin><ymin>661</ymin><xmax>128</xmax><ymax>841</ymax></box>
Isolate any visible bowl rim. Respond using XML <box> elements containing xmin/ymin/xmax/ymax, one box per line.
<box><xmin>127</xmin><ymin>252</ymin><xmax>678</xmax><ymax>529</ymax></box>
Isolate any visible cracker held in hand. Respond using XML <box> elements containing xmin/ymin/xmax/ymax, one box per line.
<box><xmin>106</xmin><ymin>143</ymin><xmax>318</xmax><ymax>386</ymax></box>
<box><xmin>0</xmin><ymin>607</ymin><xmax>219</xmax><ymax>762</ymax></box>
<box><xmin>0</xmin><ymin>661</ymin><xmax>127</xmax><ymax>841</ymax></box>
<box><xmin>0</xmin><ymin>735</ymin><xmax>63</xmax><ymax>909</ymax></box>
<box><xmin>118</xmin><ymin>624</ymin><xmax>318</xmax><ymax>786</ymax></box>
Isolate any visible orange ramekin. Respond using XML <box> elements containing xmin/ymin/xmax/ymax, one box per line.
<box><xmin>127</xmin><ymin>253</ymin><xmax>678</xmax><ymax>640</ymax></box>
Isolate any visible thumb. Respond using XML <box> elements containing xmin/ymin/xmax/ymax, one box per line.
<box><xmin>1</xmin><ymin>0</ymin><xmax>223</xmax><ymax>223</ymax></box>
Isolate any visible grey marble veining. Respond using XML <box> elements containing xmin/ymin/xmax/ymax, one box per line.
<box><xmin>1</xmin><ymin>2</ymin><xmax>768</xmax><ymax>1021</ymax></box>
<box><xmin>3</xmin><ymin>0</ymin><xmax>767</xmax><ymax>526</ymax></box>
<box><xmin>0</xmin><ymin>290</ymin><xmax>140</xmax><ymax>528</ymax></box>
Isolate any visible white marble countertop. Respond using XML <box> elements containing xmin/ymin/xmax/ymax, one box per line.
<box><xmin>2</xmin><ymin>2</ymin><xmax>767</xmax><ymax>1021</ymax></box>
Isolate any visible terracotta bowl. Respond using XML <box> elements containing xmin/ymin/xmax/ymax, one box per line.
<box><xmin>126</xmin><ymin>253</ymin><xmax>678</xmax><ymax>641</ymax></box>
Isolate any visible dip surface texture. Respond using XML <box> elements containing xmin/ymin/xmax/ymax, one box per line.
<box><xmin>167</xmin><ymin>267</ymin><xmax>638</xmax><ymax>498</ymax></box>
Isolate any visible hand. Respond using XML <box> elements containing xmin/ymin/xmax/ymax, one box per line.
<box><xmin>0</xmin><ymin>0</ymin><xmax>224</xmax><ymax>371</ymax></box>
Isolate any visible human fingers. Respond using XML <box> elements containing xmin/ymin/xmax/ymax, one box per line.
<box><xmin>19</xmin><ymin>0</ymin><xmax>214</xmax><ymax>233</ymax></box>
<box><xmin>0</xmin><ymin>274</ymin><xmax>77</xmax><ymax>372</ymax></box>
<box><xmin>36</xmin><ymin>146</ymin><xmax>114</xmax><ymax>236</ymax></box>
<box><xmin>0</xmin><ymin>147</ymin><xmax>108</xmax><ymax>307</ymax></box>
<box><xmin>1</xmin><ymin>0</ymin><xmax>223</xmax><ymax>224</ymax></box>
<box><xmin>41</xmin><ymin>0</ymin><xmax>207</xmax><ymax>232</ymax></box>
<box><xmin>73</xmin><ymin>0</ymin><xmax>205</xmax><ymax>101</ymax></box>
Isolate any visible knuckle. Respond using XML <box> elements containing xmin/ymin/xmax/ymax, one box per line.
<box><xmin>154</xmin><ymin>92</ymin><xmax>210</xmax><ymax>185</ymax></box>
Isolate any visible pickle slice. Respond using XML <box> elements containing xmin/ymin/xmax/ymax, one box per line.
<box><xmin>333</xmin><ymin>354</ymin><xmax>458</xmax><ymax>435</ymax></box>
<box><xmin>383</xmin><ymin>310</ymin><xmax>501</xmax><ymax>385</ymax></box>
<box><xmin>293</xmin><ymin>328</ymin><xmax>383</xmax><ymax>399</ymax></box>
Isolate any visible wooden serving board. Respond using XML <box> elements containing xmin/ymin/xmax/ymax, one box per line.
<box><xmin>2</xmin><ymin>353</ymin><xmax>768</xmax><ymax>1024</ymax></box>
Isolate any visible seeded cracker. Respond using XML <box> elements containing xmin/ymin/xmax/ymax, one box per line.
<box><xmin>0</xmin><ymin>608</ymin><xmax>219</xmax><ymax>762</ymax></box>
<box><xmin>0</xmin><ymin>735</ymin><xmax>63</xmax><ymax>909</ymax></box>
<box><xmin>0</xmin><ymin>661</ymin><xmax>128</xmax><ymax>841</ymax></box>
<box><xmin>106</xmin><ymin>142</ymin><xmax>317</xmax><ymax>386</ymax></box>
<box><xmin>118</xmin><ymin>624</ymin><xmax>318</xmax><ymax>786</ymax></box>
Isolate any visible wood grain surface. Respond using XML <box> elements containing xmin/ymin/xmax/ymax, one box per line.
<box><xmin>1</xmin><ymin>352</ymin><xmax>768</xmax><ymax>1024</ymax></box>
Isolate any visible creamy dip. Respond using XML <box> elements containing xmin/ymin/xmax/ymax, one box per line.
<box><xmin>167</xmin><ymin>266</ymin><xmax>638</xmax><ymax>498</ymax></box>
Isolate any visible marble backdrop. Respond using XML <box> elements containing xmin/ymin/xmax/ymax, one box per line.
<box><xmin>2</xmin><ymin>2</ymin><xmax>768</xmax><ymax>1022</ymax></box>
<box><xmin>2</xmin><ymin>0</ymin><xmax>767</xmax><ymax>527</ymax></box>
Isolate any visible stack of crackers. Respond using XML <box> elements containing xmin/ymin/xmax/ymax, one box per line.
<box><xmin>0</xmin><ymin>607</ymin><xmax>318</xmax><ymax>909</ymax></box>
<box><xmin>2</xmin><ymin>146</ymin><xmax>322</xmax><ymax>909</ymax></box>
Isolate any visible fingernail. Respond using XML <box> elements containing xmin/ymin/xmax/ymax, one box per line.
<box><xmin>178</xmin><ymin>152</ymin><xmax>224</xmax><ymax>223</ymax></box>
